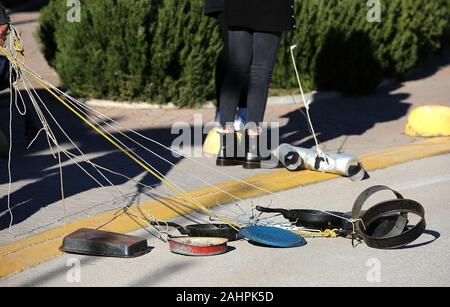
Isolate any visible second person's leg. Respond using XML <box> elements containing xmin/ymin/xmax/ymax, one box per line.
<box><xmin>216</xmin><ymin>29</ymin><xmax>253</xmax><ymax>166</ymax></box>
<box><xmin>219</xmin><ymin>29</ymin><xmax>253</xmax><ymax>129</ymax></box>
<box><xmin>243</xmin><ymin>31</ymin><xmax>281</xmax><ymax>169</ymax></box>
<box><xmin>246</xmin><ymin>31</ymin><xmax>281</xmax><ymax>128</ymax></box>
<box><xmin>215</xmin><ymin>15</ymin><xmax>248</xmax><ymax>129</ymax></box>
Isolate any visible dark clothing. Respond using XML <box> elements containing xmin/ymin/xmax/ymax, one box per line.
<box><xmin>215</xmin><ymin>14</ymin><xmax>247</xmax><ymax>112</ymax></box>
<box><xmin>209</xmin><ymin>0</ymin><xmax>291</xmax><ymax>127</ymax></box>
<box><xmin>219</xmin><ymin>29</ymin><xmax>281</xmax><ymax>127</ymax></box>
<box><xmin>225</xmin><ymin>0</ymin><xmax>295</xmax><ymax>32</ymax></box>
<box><xmin>0</xmin><ymin>56</ymin><xmax>10</xmax><ymax>90</ymax></box>
<box><xmin>0</xmin><ymin>3</ymin><xmax>10</xmax><ymax>25</ymax></box>
<box><xmin>0</xmin><ymin>3</ymin><xmax>11</xmax><ymax>90</ymax></box>
<box><xmin>204</xmin><ymin>0</ymin><xmax>224</xmax><ymax>18</ymax></box>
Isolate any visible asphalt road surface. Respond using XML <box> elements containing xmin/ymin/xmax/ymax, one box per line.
<box><xmin>1</xmin><ymin>153</ymin><xmax>449</xmax><ymax>287</ymax></box>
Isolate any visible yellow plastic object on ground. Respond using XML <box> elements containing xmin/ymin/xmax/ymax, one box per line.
<box><xmin>203</xmin><ymin>128</ymin><xmax>244</xmax><ymax>156</ymax></box>
<box><xmin>0</xmin><ymin>129</ymin><xmax>9</xmax><ymax>159</ymax></box>
<box><xmin>405</xmin><ymin>105</ymin><xmax>450</xmax><ymax>137</ymax></box>
<box><xmin>203</xmin><ymin>127</ymin><xmax>221</xmax><ymax>156</ymax></box>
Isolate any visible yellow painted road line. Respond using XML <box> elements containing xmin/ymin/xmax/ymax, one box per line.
<box><xmin>1</xmin><ymin>136</ymin><xmax>449</xmax><ymax>278</ymax></box>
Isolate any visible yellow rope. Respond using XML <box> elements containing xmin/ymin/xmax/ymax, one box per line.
<box><xmin>13</xmin><ymin>38</ymin><xmax>25</xmax><ymax>63</ymax></box>
<box><xmin>0</xmin><ymin>45</ymin><xmax>240</xmax><ymax>230</ymax></box>
<box><xmin>292</xmin><ymin>228</ymin><xmax>339</xmax><ymax>238</ymax></box>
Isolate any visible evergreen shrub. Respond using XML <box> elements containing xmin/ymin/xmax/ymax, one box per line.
<box><xmin>39</xmin><ymin>0</ymin><xmax>450</xmax><ymax>106</ymax></box>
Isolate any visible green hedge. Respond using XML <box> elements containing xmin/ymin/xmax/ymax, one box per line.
<box><xmin>39</xmin><ymin>0</ymin><xmax>450</xmax><ymax>106</ymax></box>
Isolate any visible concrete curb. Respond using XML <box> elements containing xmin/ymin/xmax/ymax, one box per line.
<box><xmin>1</xmin><ymin>136</ymin><xmax>449</xmax><ymax>278</ymax></box>
<box><xmin>84</xmin><ymin>91</ymin><xmax>341</xmax><ymax>110</ymax></box>
<box><xmin>0</xmin><ymin>90</ymin><xmax>341</xmax><ymax>109</ymax></box>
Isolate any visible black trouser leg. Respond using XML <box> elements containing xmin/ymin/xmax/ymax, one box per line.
<box><xmin>219</xmin><ymin>29</ymin><xmax>253</xmax><ymax>128</ymax></box>
<box><xmin>216</xmin><ymin>15</ymin><xmax>248</xmax><ymax>122</ymax></box>
<box><xmin>246</xmin><ymin>31</ymin><xmax>281</xmax><ymax>126</ymax></box>
<box><xmin>215</xmin><ymin>14</ymin><xmax>227</xmax><ymax>111</ymax></box>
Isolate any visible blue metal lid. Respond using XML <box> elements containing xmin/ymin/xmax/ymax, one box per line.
<box><xmin>239</xmin><ymin>226</ymin><xmax>307</xmax><ymax>248</ymax></box>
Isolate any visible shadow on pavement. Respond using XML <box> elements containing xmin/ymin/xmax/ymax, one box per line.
<box><xmin>405</xmin><ymin>45</ymin><xmax>450</xmax><ymax>81</ymax></box>
<box><xmin>0</xmin><ymin>89</ymin><xmax>185</xmax><ymax>230</ymax></box>
<box><xmin>277</xmin><ymin>82</ymin><xmax>411</xmax><ymax>149</ymax></box>
<box><xmin>397</xmin><ymin>229</ymin><xmax>441</xmax><ymax>250</ymax></box>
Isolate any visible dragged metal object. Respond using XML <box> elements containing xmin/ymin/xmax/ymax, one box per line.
<box><xmin>256</xmin><ymin>186</ymin><xmax>427</xmax><ymax>249</ymax></box>
<box><xmin>151</xmin><ymin>221</ymin><xmax>242</xmax><ymax>242</ymax></box>
<box><xmin>60</xmin><ymin>228</ymin><xmax>152</xmax><ymax>258</ymax></box>
<box><xmin>168</xmin><ymin>237</ymin><xmax>229</xmax><ymax>256</ymax></box>
<box><xmin>352</xmin><ymin>185</ymin><xmax>427</xmax><ymax>249</ymax></box>
<box><xmin>286</xmin><ymin>45</ymin><xmax>366</xmax><ymax>181</ymax></box>
<box><xmin>239</xmin><ymin>226</ymin><xmax>307</xmax><ymax>248</ymax></box>
<box><xmin>275</xmin><ymin>144</ymin><xmax>366</xmax><ymax>181</ymax></box>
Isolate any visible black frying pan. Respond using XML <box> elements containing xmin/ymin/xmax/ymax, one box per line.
<box><xmin>256</xmin><ymin>206</ymin><xmax>353</xmax><ymax>231</ymax></box>
<box><xmin>151</xmin><ymin>221</ymin><xmax>242</xmax><ymax>242</ymax></box>
<box><xmin>256</xmin><ymin>206</ymin><xmax>405</xmax><ymax>239</ymax></box>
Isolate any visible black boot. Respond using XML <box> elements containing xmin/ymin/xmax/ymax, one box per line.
<box><xmin>216</xmin><ymin>131</ymin><xmax>244</xmax><ymax>166</ymax></box>
<box><xmin>243</xmin><ymin>131</ymin><xmax>263</xmax><ymax>169</ymax></box>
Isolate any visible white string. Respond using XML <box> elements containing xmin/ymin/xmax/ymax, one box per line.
<box><xmin>6</xmin><ymin>50</ymin><xmax>171</xmax><ymax>238</ymax></box>
<box><xmin>6</xmin><ymin>55</ymin><xmax>14</xmax><ymax>231</ymax></box>
<box><xmin>289</xmin><ymin>45</ymin><xmax>323</xmax><ymax>156</ymax></box>
<box><xmin>20</xmin><ymin>55</ymin><xmax>221</xmax><ymax>228</ymax></box>
<box><xmin>29</xmin><ymin>69</ymin><xmax>258</xmax><ymax>219</ymax></box>
<box><xmin>3</xmin><ymin>51</ymin><xmax>279</xmax><ymax>214</ymax></box>
<box><xmin>23</xmin><ymin>76</ymin><xmax>179</xmax><ymax>236</ymax></box>
<box><xmin>26</xmin><ymin>127</ymin><xmax>45</xmax><ymax>149</ymax></box>
<box><xmin>61</xmin><ymin>92</ymin><xmax>246</xmax><ymax>204</ymax></box>
<box><xmin>9</xmin><ymin>68</ymin><xmax>69</xmax><ymax>232</ymax></box>
<box><xmin>319</xmin><ymin>209</ymin><xmax>366</xmax><ymax>236</ymax></box>
<box><xmin>36</xmin><ymin>79</ymin><xmax>280</xmax><ymax>202</ymax></box>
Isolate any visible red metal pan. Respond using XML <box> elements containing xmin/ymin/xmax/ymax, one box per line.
<box><xmin>151</xmin><ymin>221</ymin><xmax>242</xmax><ymax>241</ymax></box>
<box><xmin>168</xmin><ymin>237</ymin><xmax>229</xmax><ymax>256</ymax></box>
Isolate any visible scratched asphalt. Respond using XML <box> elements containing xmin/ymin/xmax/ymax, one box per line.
<box><xmin>1</xmin><ymin>153</ymin><xmax>449</xmax><ymax>287</ymax></box>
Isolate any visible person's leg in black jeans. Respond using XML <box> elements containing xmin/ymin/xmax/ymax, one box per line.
<box><xmin>215</xmin><ymin>15</ymin><xmax>247</xmax><ymax>125</ymax></box>
<box><xmin>246</xmin><ymin>31</ymin><xmax>281</xmax><ymax>126</ymax></box>
<box><xmin>244</xmin><ymin>32</ymin><xmax>281</xmax><ymax>168</ymax></box>
<box><xmin>215</xmin><ymin>14</ymin><xmax>227</xmax><ymax>112</ymax></box>
<box><xmin>219</xmin><ymin>29</ymin><xmax>253</xmax><ymax>128</ymax></box>
<box><xmin>219</xmin><ymin>30</ymin><xmax>280</xmax><ymax>129</ymax></box>
<box><xmin>216</xmin><ymin>29</ymin><xmax>252</xmax><ymax>166</ymax></box>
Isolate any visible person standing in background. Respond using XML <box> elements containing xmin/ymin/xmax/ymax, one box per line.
<box><xmin>216</xmin><ymin>0</ymin><xmax>295</xmax><ymax>168</ymax></box>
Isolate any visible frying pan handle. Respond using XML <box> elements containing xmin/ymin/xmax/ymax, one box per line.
<box><xmin>256</xmin><ymin>206</ymin><xmax>288</xmax><ymax>215</ymax></box>
<box><xmin>150</xmin><ymin>221</ymin><xmax>188</xmax><ymax>235</ymax></box>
